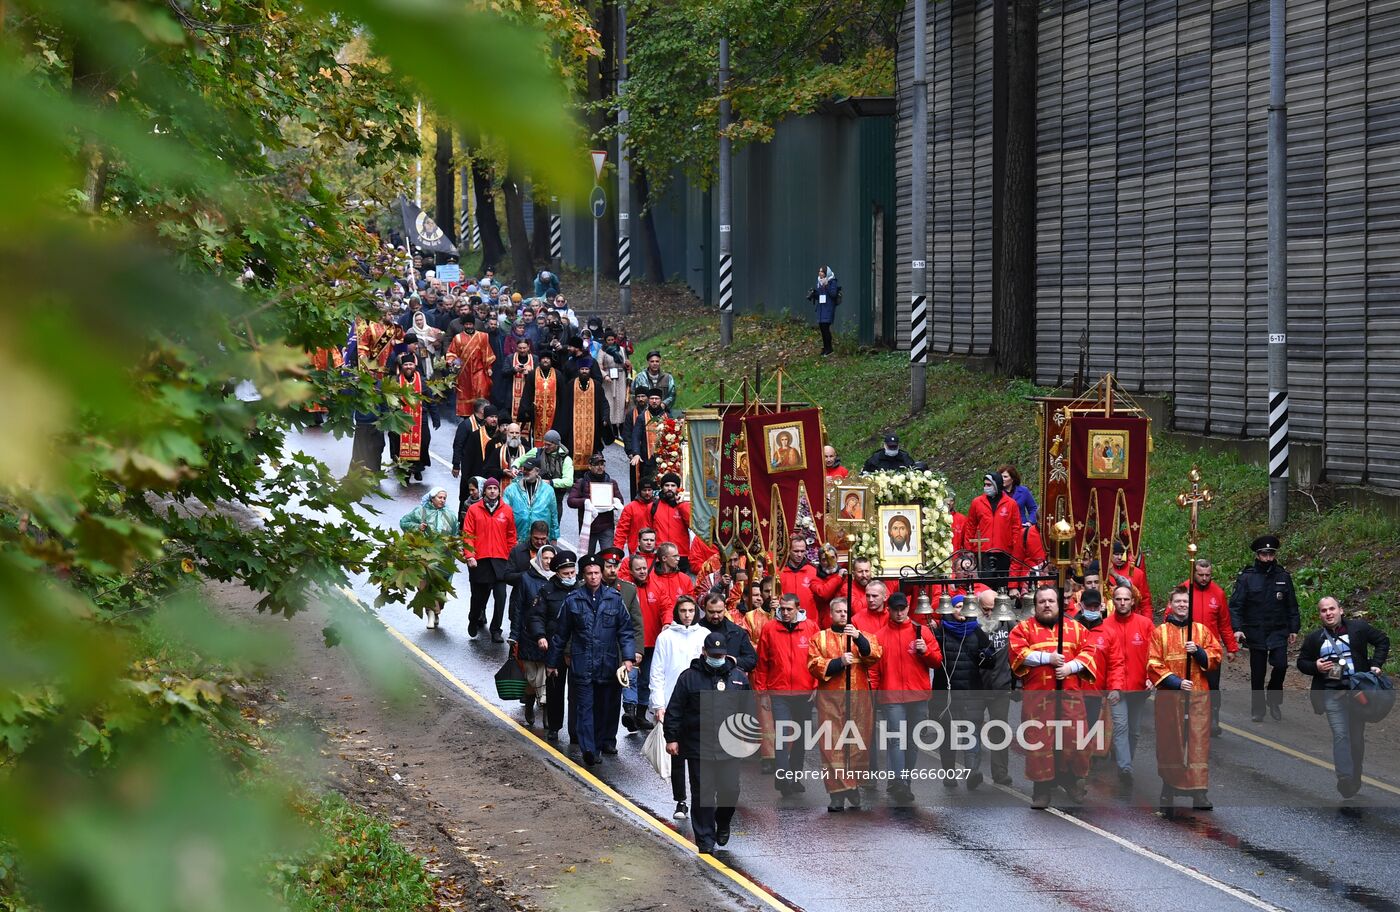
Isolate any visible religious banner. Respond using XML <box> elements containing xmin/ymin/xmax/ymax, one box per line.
<box><xmin>714</xmin><ymin>405</ymin><xmax>767</xmax><ymax>558</ymax></box>
<box><xmin>1033</xmin><ymin>394</ymin><xmax>1077</xmax><ymax>538</ymax></box>
<box><xmin>1065</xmin><ymin>413</ymin><xmax>1150</xmax><ymax>572</ymax></box>
<box><xmin>396</xmin><ymin>195</ymin><xmax>459</xmax><ymax>256</ymax></box>
<box><xmin>742</xmin><ymin>408</ymin><xmax>826</xmax><ymax>560</ymax></box>
<box><xmin>684</xmin><ymin>408</ymin><xmax>722</xmax><ymax>544</ymax></box>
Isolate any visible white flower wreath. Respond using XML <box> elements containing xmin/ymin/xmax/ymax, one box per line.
<box><xmin>846</xmin><ymin>470</ymin><xmax>954</xmax><ymax>576</ymax></box>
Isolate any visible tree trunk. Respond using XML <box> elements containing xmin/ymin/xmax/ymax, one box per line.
<box><xmin>433</xmin><ymin>126</ymin><xmax>456</xmax><ymax>244</ymax></box>
<box><xmin>635</xmin><ymin>165</ymin><xmax>665</xmax><ymax>283</ymax></box>
<box><xmin>992</xmin><ymin>0</ymin><xmax>1037</xmax><ymax>377</ymax></box>
<box><xmin>470</xmin><ymin>154</ymin><xmax>507</xmax><ymax>269</ymax></box>
<box><xmin>532</xmin><ymin>190</ymin><xmax>552</xmax><ymax>263</ymax></box>
<box><xmin>72</xmin><ymin>40</ymin><xmax>111</xmax><ymax>213</ymax></box>
<box><xmin>502</xmin><ymin>164</ymin><xmax>535</xmax><ymax>291</ymax></box>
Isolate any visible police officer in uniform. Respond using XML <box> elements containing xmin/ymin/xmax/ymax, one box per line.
<box><xmin>1227</xmin><ymin>535</ymin><xmax>1301</xmax><ymax>722</ymax></box>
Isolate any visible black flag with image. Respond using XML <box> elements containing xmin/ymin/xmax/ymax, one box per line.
<box><xmin>397</xmin><ymin>195</ymin><xmax>459</xmax><ymax>256</ymax></box>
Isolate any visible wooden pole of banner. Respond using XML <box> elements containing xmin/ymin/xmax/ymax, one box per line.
<box><xmin>776</xmin><ymin>368</ymin><xmax>784</xmax><ymax>412</ymax></box>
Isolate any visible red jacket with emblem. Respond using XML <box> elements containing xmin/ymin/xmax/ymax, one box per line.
<box><xmin>1079</xmin><ymin>618</ymin><xmax>1125</xmax><ymax>692</ymax></box>
<box><xmin>1179</xmin><ymin>579</ymin><xmax>1238</xmax><ymax>653</ymax></box>
<box><xmin>462</xmin><ymin>500</ymin><xmax>517</xmax><ymax>560</ymax></box>
<box><xmin>1105</xmin><ymin>610</ymin><xmax>1154</xmax><ymax>690</ymax></box>
<box><xmin>868</xmin><ymin>617</ymin><xmax>942</xmax><ymax>703</ymax></box>
<box><xmin>780</xmin><ymin>562</ymin><xmax>821</xmax><ymax>618</ymax></box>
<box><xmin>754</xmin><ymin>618</ymin><xmax>819</xmax><ymax>691</ymax></box>
<box><xmin>965</xmin><ymin>492</ymin><xmax>1021</xmax><ymax>555</ymax></box>
<box><xmin>638</xmin><ymin>568</ymin><xmax>693</xmax><ymax>648</ymax></box>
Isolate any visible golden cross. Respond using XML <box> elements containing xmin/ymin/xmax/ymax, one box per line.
<box><xmin>1175</xmin><ymin>466</ymin><xmax>1214</xmax><ymax>546</ymax></box>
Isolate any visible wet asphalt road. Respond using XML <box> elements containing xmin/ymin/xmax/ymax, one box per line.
<box><xmin>287</xmin><ymin>419</ymin><xmax>1400</xmax><ymax>912</ymax></box>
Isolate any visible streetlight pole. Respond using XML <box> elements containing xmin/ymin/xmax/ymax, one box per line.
<box><xmin>719</xmin><ymin>36</ymin><xmax>733</xmax><ymax>346</ymax></box>
<box><xmin>910</xmin><ymin>0</ymin><xmax>929</xmax><ymax>412</ymax></box>
<box><xmin>1267</xmin><ymin>0</ymin><xmax>1289</xmax><ymax>528</ymax></box>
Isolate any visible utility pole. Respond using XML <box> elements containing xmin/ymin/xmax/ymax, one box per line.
<box><xmin>1267</xmin><ymin>0</ymin><xmax>1289</xmax><ymax>528</ymax></box>
<box><xmin>458</xmin><ymin>146</ymin><xmax>470</xmax><ymax>252</ymax></box>
<box><xmin>618</xmin><ymin>1</ymin><xmax>632</xmax><ymax>316</ymax></box>
<box><xmin>550</xmin><ymin>195</ymin><xmax>562</xmax><ymax>273</ymax></box>
<box><xmin>910</xmin><ymin>0</ymin><xmax>929</xmax><ymax>412</ymax></box>
<box><xmin>718</xmin><ymin>36</ymin><xmax>734</xmax><ymax>345</ymax></box>
<box><xmin>414</xmin><ymin>99</ymin><xmax>423</xmax><ymax>207</ymax></box>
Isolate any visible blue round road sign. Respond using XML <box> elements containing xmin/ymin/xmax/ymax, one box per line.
<box><xmin>590</xmin><ymin>186</ymin><xmax>607</xmax><ymax>219</ymax></box>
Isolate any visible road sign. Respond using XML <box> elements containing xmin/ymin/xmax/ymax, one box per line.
<box><xmin>590</xmin><ymin>186</ymin><xmax>607</xmax><ymax>219</ymax></box>
<box><xmin>591</xmin><ymin>149</ymin><xmax>608</xmax><ymax>182</ymax></box>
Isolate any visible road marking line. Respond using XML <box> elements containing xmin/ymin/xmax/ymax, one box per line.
<box><xmin>990</xmin><ymin>783</ymin><xmax>1286</xmax><ymax>912</ymax></box>
<box><xmin>352</xmin><ymin>588</ymin><xmax>793</xmax><ymax>911</ymax></box>
<box><xmin>1219</xmin><ymin>722</ymin><xmax>1400</xmax><ymax>797</ymax></box>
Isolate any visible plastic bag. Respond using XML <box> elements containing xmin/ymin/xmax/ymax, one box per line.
<box><xmin>643</xmin><ymin>721</ymin><xmax>671</xmax><ymax>781</ymax></box>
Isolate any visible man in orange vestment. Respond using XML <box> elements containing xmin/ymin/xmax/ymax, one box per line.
<box><xmin>1148</xmin><ymin>586</ymin><xmax>1222</xmax><ymax>811</ymax></box>
<box><xmin>446</xmin><ymin>315</ymin><xmax>495</xmax><ymax>416</ymax></box>
<box><xmin>1010</xmin><ymin>586</ymin><xmax>1101</xmax><ymax>808</ymax></box>
<box><xmin>807</xmin><ymin>597</ymin><xmax>881</xmax><ymax>810</ymax></box>
<box><xmin>307</xmin><ymin>346</ymin><xmax>343</xmax><ymax>422</ymax></box>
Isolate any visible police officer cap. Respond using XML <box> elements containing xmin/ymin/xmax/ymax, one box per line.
<box><xmin>550</xmin><ymin>551</ymin><xmax>578</xmax><ymax>572</ymax></box>
<box><xmin>578</xmin><ymin>554</ymin><xmax>602</xmax><ymax>571</ymax></box>
<box><xmin>703</xmin><ymin>633</ymin><xmax>727</xmax><ymax>656</ymax></box>
<box><xmin>1251</xmin><ymin>534</ymin><xmax>1281</xmax><ymax>553</ymax></box>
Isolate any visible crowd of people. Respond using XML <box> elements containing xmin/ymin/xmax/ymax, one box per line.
<box><xmin>325</xmin><ymin>255</ymin><xmax>1390</xmax><ymax>856</ymax></box>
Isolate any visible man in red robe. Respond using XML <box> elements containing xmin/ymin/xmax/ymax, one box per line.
<box><xmin>1010</xmin><ymin>586</ymin><xmax>1101</xmax><ymax>808</ymax></box>
<box><xmin>807</xmin><ymin>597</ymin><xmax>881</xmax><ymax>811</ymax></box>
<box><xmin>1148</xmin><ymin>586</ymin><xmax>1222</xmax><ymax>810</ymax></box>
<box><xmin>358</xmin><ymin>312</ymin><xmax>402</xmax><ymax>377</ymax></box>
<box><xmin>307</xmin><ymin>346</ymin><xmax>343</xmax><ymax>423</ymax></box>
<box><xmin>446</xmin><ymin>314</ymin><xmax>496</xmax><ymax>416</ymax></box>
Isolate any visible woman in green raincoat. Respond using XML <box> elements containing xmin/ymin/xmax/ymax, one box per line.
<box><xmin>399</xmin><ymin>486</ymin><xmax>459</xmax><ymax>628</ymax></box>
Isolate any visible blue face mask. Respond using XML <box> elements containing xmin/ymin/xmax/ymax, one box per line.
<box><xmin>705</xmin><ymin>655</ymin><xmax>727</xmax><ymax>669</ymax></box>
<box><xmin>1079</xmin><ymin>609</ymin><xmax>1102</xmax><ymax>623</ymax></box>
<box><xmin>557</xmin><ymin>575</ymin><xmax>577</xmax><ymax>588</ymax></box>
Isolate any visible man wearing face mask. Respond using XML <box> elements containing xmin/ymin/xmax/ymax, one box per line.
<box><xmin>862</xmin><ymin>433</ymin><xmax>916</xmax><ymax>473</ymax></box>
<box><xmin>664</xmin><ymin>632</ymin><xmax>752</xmax><ymax>855</ymax></box>
<box><xmin>514</xmin><ymin>543</ymin><xmax>557</xmax><ymax>727</ymax></box>
<box><xmin>548</xmin><ymin>555</ymin><xmax>635</xmax><ymax>766</ymax></box>
<box><xmin>931</xmin><ymin>594</ymin><xmax>993</xmax><ymax>791</ymax></box>
<box><xmin>965</xmin><ymin>471</ymin><xmax>1021</xmax><ymax>591</ymax></box>
<box><xmin>533</xmin><ymin>551</ymin><xmax>580</xmax><ymax>745</ymax></box>
<box><xmin>697</xmin><ymin>592</ymin><xmax>758</xmax><ymax>673</ymax></box>
<box><xmin>1072</xmin><ymin>589</ymin><xmax>1124</xmax><ymax>770</ymax></box>
<box><xmin>754</xmin><ymin>593</ymin><xmax>819</xmax><ymax>796</ymax></box>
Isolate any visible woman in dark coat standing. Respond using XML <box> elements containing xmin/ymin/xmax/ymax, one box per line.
<box><xmin>512</xmin><ymin>544</ymin><xmax>556</xmax><ymax>726</ymax></box>
<box><xmin>807</xmin><ymin>266</ymin><xmax>840</xmax><ymax>356</ymax></box>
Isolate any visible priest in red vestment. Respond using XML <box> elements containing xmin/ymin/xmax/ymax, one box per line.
<box><xmin>807</xmin><ymin>597</ymin><xmax>881</xmax><ymax>810</ymax></box>
<box><xmin>1009</xmin><ymin>586</ymin><xmax>1101</xmax><ymax>808</ymax></box>
<box><xmin>446</xmin><ymin>315</ymin><xmax>496</xmax><ymax>416</ymax></box>
<box><xmin>520</xmin><ymin>351</ymin><xmax>561</xmax><ymax>446</ymax></box>
<box><xmin>358</xmin><ymin>313</ymin><xmax>402</xmax><ymax>377</ymax></box>
<box><xmin>1148</xmin><ymin>586</ymin><xmax>1222</xmax><ymax>810</ymax></box>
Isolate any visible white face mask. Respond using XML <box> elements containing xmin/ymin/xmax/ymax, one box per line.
<box><xmin>884</xmin><ymin>447</ymin><xmax>898</xmax><ymax>456</ymax></box>
<box><xmin>984</xmin><ymin>484</ymin><xmax>997</xmax><ymax>496</ymax></box>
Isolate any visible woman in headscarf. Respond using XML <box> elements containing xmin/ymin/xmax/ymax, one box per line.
<box><xmin>511</xmin><ymin>543</ymin><xmax>557</xmax><ymax>726</ymax></box>
<box><xmin>410</xmin><ymin>310</ymin><xmax>443</xmax><ymax>361</ymax></box>
<box><xmin>398</xmin><ymin>486</ymin><xmax>459</xmax><ymax>628</ymax></box>
<box><xmin>806</xmin><ymin>265</ymin><xmax>840</xmax><ymax>356</ymax></box>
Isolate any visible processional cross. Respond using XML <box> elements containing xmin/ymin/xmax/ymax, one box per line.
<box><xmin>1175</xmin><ymin>466</ymin><xmax>1214</xmax><ymax>554</ymax></box>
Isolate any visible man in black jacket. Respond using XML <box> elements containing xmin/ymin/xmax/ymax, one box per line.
<box><xmin>862</xmin><ymin>433</ymin><xmax>916</xmax><ymax>473</ymax></box>
<box><xmin>1297</xmin><ymin>596</ymin><xmax>1390</xmax><ymax>797</ymax></box>
<box><xmin>664</xmin><ymin>633</ymin><xmax>752</xmax><ymax>855</ymax></box>
<box><xmin>1228</xmin><ymin>535</ymin><xmax>1301</xmax><ymax>721</ymax></box>
<box><xmin>932</xmin><ymin>594</ymin><xmax>993</xmax><ymax>791</ymax></box>
<box><xmin>698</xmin><ymin>592</ymin><xmax>758</xmax><ymax>673</ymax></box>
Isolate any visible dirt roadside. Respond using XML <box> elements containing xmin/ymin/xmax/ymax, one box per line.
<box><xmin>211</xmin><ymin>580</ymin><xmax>761</xmax><ymax>912</ymax></box>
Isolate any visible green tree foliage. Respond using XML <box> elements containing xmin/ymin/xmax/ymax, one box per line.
<box><xmin>618</xmin><ymin>0</ymin><xmax>900</xmax><ymax>192</ymax></box>
<box><xmin>0</xmin><ymin>1</ymin><xmax>582</xmax><ymax>909</ymax></box>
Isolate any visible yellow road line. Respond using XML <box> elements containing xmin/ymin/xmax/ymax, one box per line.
<box><xmin>1219</xmin><ymin>722</ymin><xmax>1400</xmax><ymax>797</ymax></box>
<box><xmin>365</xmin><ymin>599</ymin><xmax>794</xmax><ymax>911</ymax></box>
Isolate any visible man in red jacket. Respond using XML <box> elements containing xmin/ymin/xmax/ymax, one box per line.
<box><xmin>1181</xmin><ymin>558</ymin><xmax>1237</xmax><ymax>734</ymax></box>
<box><xmin>1105</xmin><ymin>583</ymin><xmax>1154</xmax><ymax>786</ymax></box>
<box><xmin>852</xmin><ymin>578</ymin><xmax>888</xmax><ymax>635</ymax></box>
<box><xmin>834</xmin><ymin>557</ymin><xmax>876</xmax><ymax>619</ymax></box>
<box><xmin>779</xmin><ymin>539</ymin><xmax>843</xmax><ymax>626</ymax></box>
<box><xmin>650</xmin><ymin>472</ymin><xmax>693</xmax><ymax>565</ymax></box>
<box><xmin>964</xmin><ymin>472</ymin><xmax>1021</xmax><ymax>590</ymax></box>
<box><xmin>462</xmin><ymin>478</ymin><xmax>518</xmax><ymax>642</ymax></box>
<box><xmin>1108</xmin><ymin>540</ymin><xmax>1153</xmax><ymax>619</ymax></box>
<box><xmin>613</xmin><ymin>477</ymin><xmax>659</xmax><ymax>553</ymax></box>
<box><xmin>755</xmin><ymin>593</ymin><xmax>818</xmax><ymax>796</ymax></box>
<box><xmin>869</xmin><ymin>592</ymin><xmax>941</xmax><ymax>804</ymax></box>
<box><xmin>619</xmin><ymin>528</ymin><xmax>658</xmax><ymax>582</ymax></box>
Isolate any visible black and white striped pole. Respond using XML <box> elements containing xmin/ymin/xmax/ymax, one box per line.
<box><xmin>549</xmin><ymin>195</ymin><xmax>562</xmax><ymax>271</ymax></box>
<box><xmin>1266</xmin><ymin>0</ymin><xmax>1289</xmax><ymax>528</ymax></box>
<box><xmin>718</xmin><ymin>35</ymin><xmax>733</xmax><ymax>346</ymax></box>
<box><xmin>909</xmin><ymin>0</ymin><xmax>928</xmax><ymax>412</ymax></box>
<box><xmin>618</xmin><ymin>1</ymin><xmax>633</xmax><ymax>316</ymax></box>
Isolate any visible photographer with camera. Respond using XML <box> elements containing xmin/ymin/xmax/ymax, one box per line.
<box><xmin>1297</xmin><ymin>596</ymin><xmax>1390</xmax><ymax>798</ymax></box>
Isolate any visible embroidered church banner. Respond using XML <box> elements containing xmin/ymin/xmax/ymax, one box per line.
<box><xmin>742</xmin><ymin>408</ymin><xmax>826</xmax><ymax>560</ymax></box>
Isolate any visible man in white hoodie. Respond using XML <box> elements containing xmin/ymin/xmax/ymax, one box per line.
<box><xmin>649</xmin><ymin>595</ymin><xmax>708</xmax><ymax>820</ymax></box>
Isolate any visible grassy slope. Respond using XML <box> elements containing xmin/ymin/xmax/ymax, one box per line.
<box><xmin>637</xmin><ymin>302</ymin><xmax>1400</xmax><ymax>643</ymax></box>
